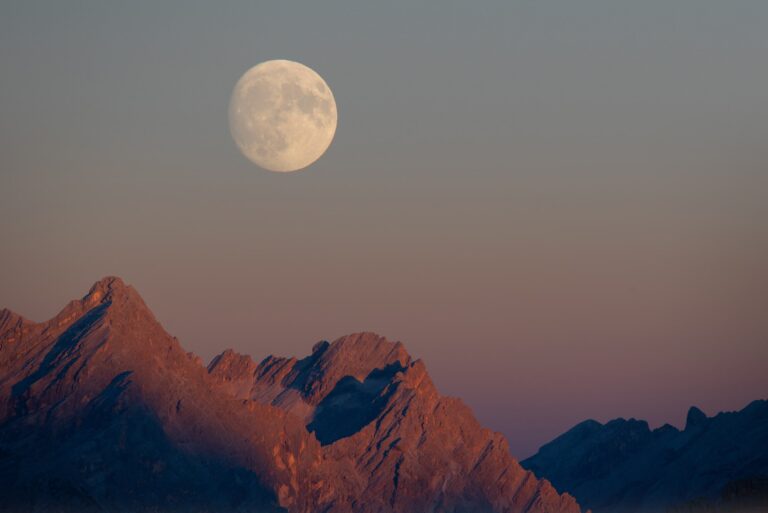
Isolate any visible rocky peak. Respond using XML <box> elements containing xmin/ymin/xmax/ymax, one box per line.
<box><xmin>523</xmin><ymin>401</ymin><xmax>768</xmax><ymax>513</ymax></box>
<box><xmin>296</xmin><ymin>332</ymin><xmax>411</xmax><ymax>405</ymax></box>
<box><xmin>1</xmin><ymin>276</ymin><xmax>584</xmax><ymax>513</ymax></box>
<box><xmin>545</xmin><ymin>419</ymin><xmax>603</xmax><ymax>449</ymax></box>
<box><xmin>311</xmin><ymin>340</ymin><xmax>329</xmax><ymax>354</ymax></box>
<box><xmin>0</xmin><ymin>276</ymin><xmax>327</xmax><ymax>513</ymax></box>
<box><xmin>207</xmin><ymin>349</ymin><xmax>261</xmax><ymax>400</ymax></box>
<box><xmin>653</xmin><ymin>423</ymin><xmax>680</xmax><ymax>437</ymax></box>
<box><xmin>81</xmin><ymin>276</ymin><xmax>150</xmax><ymax>314</ymax></box>
<box><xmin>39</xmin><ymin>276</ymin><xmax>151</xmax><ymax>337</ymax></box>
<box><xmin>685</xmin><ymin>406</ymin><xmax>708</xmax><ymax>430</ymax></box>
<box><xmin>206</xmin><ymin>333</ymin><xmax>416</xmax><ymax>420</ymax></box>
<box><xmin>208</xmin><ymin>348</ymin><xmax>257</xmax><ymax>377</ymax></box>
<box><xmin>83</xmin><ymin>275</ymin><xmax>126</xmax><ymax>303</ymax></box>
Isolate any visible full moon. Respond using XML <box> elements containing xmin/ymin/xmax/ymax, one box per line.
<box><xmin>228</xmin><ymin>60</ymin><xmax>337</xmax><ymax>172</ymax></box>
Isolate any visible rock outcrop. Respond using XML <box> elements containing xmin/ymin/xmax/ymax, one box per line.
<box><xmin>0</xmin><ymin>276</ymin><xmax>580</xmax><ymax>513</ymax></box>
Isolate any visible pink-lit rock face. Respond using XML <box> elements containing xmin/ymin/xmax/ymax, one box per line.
<box><xmin>210</xmin><ymin>332</ymin><xmax>581</xmax><ymax>513</ymax></box>
<box><xmin>0</xmin><ymin>276</ymin><xmax>581</xmax><ymax>513</ymax></box>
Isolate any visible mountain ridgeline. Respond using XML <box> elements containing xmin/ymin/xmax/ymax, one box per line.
<box><xmin>0</xmin><ymin>277</ymin><xmax>580</xmax><ymax>513</ymax></box>
<box><xmin>522</xmin><ymin>402</ymin><xmax>768</xmax><ymax>513</ymax></box>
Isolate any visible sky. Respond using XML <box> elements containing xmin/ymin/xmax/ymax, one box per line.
<box><xmin>1</xmin><ymin>0</ymin><xmax>767</xmax><ymax>458</ymax></box>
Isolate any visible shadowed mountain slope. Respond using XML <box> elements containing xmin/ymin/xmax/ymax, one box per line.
<box><xmin>522</xmin><ymin>402</ymin><xmax>768</xmax><ymax>513</ymax></box>
<box><xmin>0</xmin><ymin>276</ymin><xmax>580</xmax><ymax>513</ymax></box>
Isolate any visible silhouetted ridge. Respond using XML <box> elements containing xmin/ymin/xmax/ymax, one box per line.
<box><xmin>685</xmin><ymin>406</ymin><xmax>708</xmax><ymax>430</ymax></box>
<box><xmin>523</xmin><ymin>400</ymin><xmax>768</xmax><ymax>513</ymax></box>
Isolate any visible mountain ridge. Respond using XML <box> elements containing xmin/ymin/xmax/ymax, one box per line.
<box><xmin>522</xmin><ymin>400</ymin><xmax>768</xmax><ymax>513</ymax></box>
<box><xmin>0</xmin><ymin>276</ymin><xmax>580</xmax><ymax>513</ymax></box>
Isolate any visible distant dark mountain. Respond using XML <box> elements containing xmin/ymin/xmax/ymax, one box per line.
<box><xmin>522</xmin><ymin>401</ymin><xmax>768</xmax><ymax>513</ymax></box>
<box><xmin>0</xmin><ymin>276</ymin><xmax>580</xmax><ymax>513</ymax></box>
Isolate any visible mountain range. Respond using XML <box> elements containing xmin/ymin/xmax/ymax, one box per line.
<box><xmin>0</xmin><ymin>276</ymin><xmax>580</xmax><ymax>513</ymax></box>
<box><xmin>522</xmin><ymin>401</ymin><xmax>768</xmax><ymax>513</ymax></box>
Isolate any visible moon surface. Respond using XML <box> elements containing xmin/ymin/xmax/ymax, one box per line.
<box><xmin>228</xmin><ymin>60</ymin><xmax>337</xmax><ymax>172</ymax></box>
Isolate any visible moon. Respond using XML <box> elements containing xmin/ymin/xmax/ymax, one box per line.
<box><xmin>228</xmin><ymin>60</ymin><xmax>338</xmax><ymax>172</ymax></box>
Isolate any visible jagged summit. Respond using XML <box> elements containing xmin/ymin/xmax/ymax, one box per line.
<box><xmin>207</xmin><ymin>331</ymin><xmax>416</xmax><ymax>424</ymax></box>
<box><xmin>78</xmin><ymin>275</ymin><xmax>151</xmax><ymax>315</ymax></box>
<box><xmin>0</xmin><ymin>277</ymin><xmax>132</xmax><ymax>347</ymax></box>
<box><xmin>83</xmin><ymin>275</ymin><xmax>127</xmax><ymax>300</ymax></box>
<box><xmin>0</xmin><ymin>276</ymin><xmax>154</xmax><ymax>349</ymax></box>
<box><xmin>523</xmin><ymin>401</ymin><xmax>768</xmax><ymax>513</ymax></box>
<box><xmin>685</xmin><ymin>405</ymin><xmax>708</xmax><ymax>430</ymax></box>
<box><xmin>0</xmin><ymin>276</ymin><xmax>581</xmax><ymax>513</ymax></box>
<box><xmin>206</xmin><ymin>326</ymin><xmax>580</xmax><ymax>512</ymax></box>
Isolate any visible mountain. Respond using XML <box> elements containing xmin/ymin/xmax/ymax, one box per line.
<box><xmin>0</xmin><ymin>277</ymin><xmax>320</xmax><ymax>513</ymax></box>
<box><xmin>208</xmin><ymin>332</ymin><xmax>580</xmax><ymax>513</ymax></box>
<box><xmin>0</xmin><ymin>276</ymin><xmax>580</xmax><ymax>513</ymax></box>
<box><xmin>522</xmin><ymin>402</ymin><xmax>768</xmax><ymax>513</ymax></box>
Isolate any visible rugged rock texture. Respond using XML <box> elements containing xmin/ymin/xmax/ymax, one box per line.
<box><xmin>522</xmin><ymin>402</ymin><xmax>768</xmax><ymax>513</ymax></box>
<box><xmin>0</xmin><ymin>276</ymin><xmax>580</xmax><ymax>513</ymax></box>
<box><xmin>0</xmin><ymin>277</ymin><xmax>325</xmax><ymax>513</ymax></box>
<box><xmin>210</xmin><ymin>333</ymin><xmax>579</xmax><ymax>513</ymax></box>
<box><xmin>207</xmin><ymin>332</ymin><xmax>411</xmax><ymax>426</ymax></box>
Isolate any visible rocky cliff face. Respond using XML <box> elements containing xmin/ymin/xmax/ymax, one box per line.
<box><xmin>0</xmin><ymin>276</ymin><xmax>580</xmax><ymax>513</ymax></box>
<box><xmin>210</xmin><ymin>332</ymin><xmax>578</xmax><ymax>513</ymax></box>
<box><xmin>0</xmin><ymin>277</ymin><xmax>326</xmax><ymax>513</ymax></box>
<box><xmin>522</xmin><ymin>402</ymin><xmax>768</xmax><ymax>513</ymax></box>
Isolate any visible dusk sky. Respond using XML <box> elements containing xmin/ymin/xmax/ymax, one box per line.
<box><xmin>1</xmin><ymin>0</ymin><xmax>767</xmax><ymax>458</ymax></box>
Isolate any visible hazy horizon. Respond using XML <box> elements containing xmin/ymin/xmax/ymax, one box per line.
<box><xmin>2</xmin><ymin>0</ymin><xmax>767</xmax><ymax>458</ymax></box>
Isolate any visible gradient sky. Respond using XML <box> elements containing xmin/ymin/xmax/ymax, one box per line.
<box><xmin>1</xmin><ymin>0</ymin><xmax>767</xmax><ymax>458</ymax></box>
